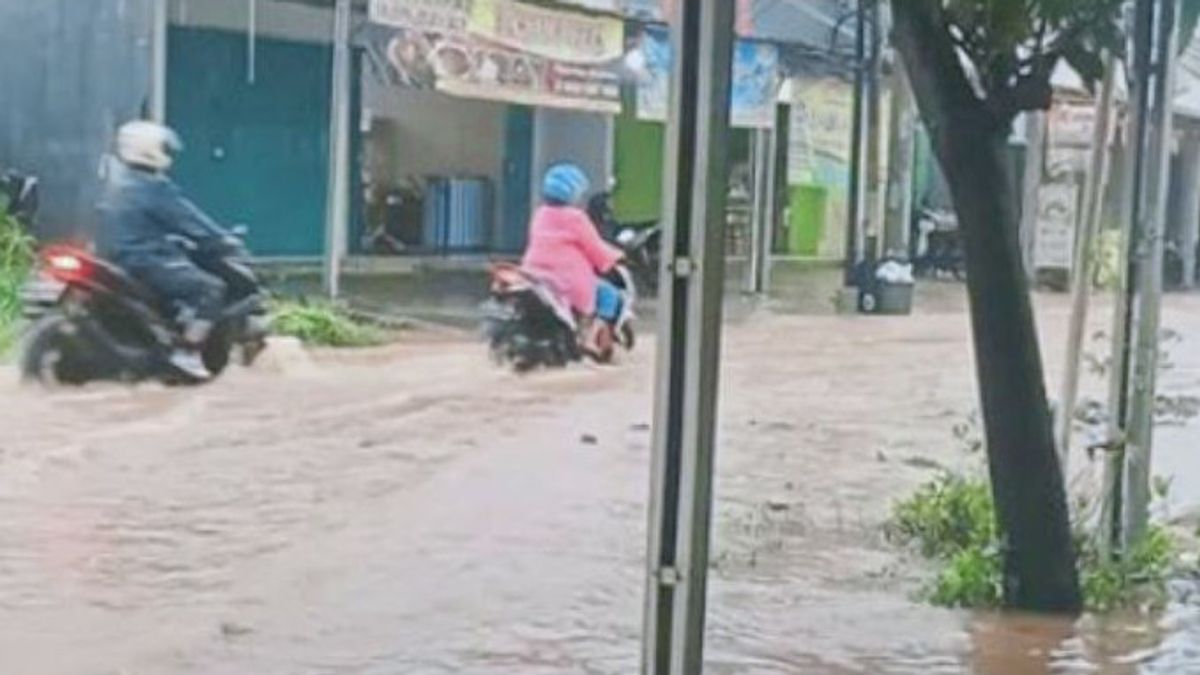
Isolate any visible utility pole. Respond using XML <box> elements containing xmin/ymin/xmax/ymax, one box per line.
<box><xmin>1056</xmin><ymin>55</ymin><xmax>1117</xmax><ymax>475</ymax></box>
<box><xmin>883</xmin><ymin>65</ymin><xmax>916</xmax><ymax>258</ymax></box>
<box><xmin>1123</xmin><ymin>0</ymin><xmax>1179</xmax><ymax>547</ymax></box>
<box><xmin>844</xmin><ymin>0</ymin><xmax>868</xmax><ymax>285</ymax></box>
<box><xmin>1103</xmin><ymin>0</ymin><xmax>1157</xmax><ymax>557</ymax></box>
<box><xmin>640</xmin><ymin>0</ymin><xmax>735</xmax><ymax>672</ymax></box>
<box><xmin>863</xmin><ymin>0</ymin><xmax>884</xmax><ymax>261</ymax></box>
<box><xmin>748</xmin><ymin>126</ymin><xmax>776</xmax><ymax>295</ymax></box>
<box><xmin>323</xmin><ymin>0</ymin><xmax>353</xmax><ymax>300</ymax></box>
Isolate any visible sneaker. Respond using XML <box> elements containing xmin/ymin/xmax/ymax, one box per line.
<box><xmin>169</xmin><ymin>349</ymin><xmax>212</xmax><ymax>380</ymax></box>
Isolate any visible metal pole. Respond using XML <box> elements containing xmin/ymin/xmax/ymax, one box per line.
<box><xmin>763</xmin><ymin>118</ymin><xmax>780</xmax><ymax>293</ymax></box>
<box><xmin>883</xmin><ymin>64</ymin><xmax>916</xmax><ymax>258</ymax></box>
<box><xmin>1056</xmin><ymin>54</ymin><xmax>1117</xmax><ymax>475</ymax></box>
<box><xmin>844</xmin><ymin>0</ymin><xmax>867</xmax><ymax>285</ymax></box>
<box><xmin>748</xmin><ymin>128</ymin><xmax>771</xmax><ymax>294</ymax></box>
<box><xmin>150</xmin><ymin>0</ymin><xmax>169</xmax><ymax>122</ymax></box>
<box><xmin>641</xmin><ymin>0</ymin><xmax>735</xmax><ymax>672</ymax></box>
<box><xmin>323</xmin><ymin>0</ymin><xmax>353</xmax><ymax>300</ymax></box>
<box><xmin>863</xmin><ymin>0</ymin><xmax>883</xmax><ymax>261</ymax></box>
<box><xmin>1103</xmin><ymin>0</ymin><xmax>1156</xmax><ymax>557</ymax></box>
<box><xmin>1124</xmin><ymin>0</ymin><xmax>1179</xmax><ymax>547</ymax></box>
<box><xmin>247</xmin><ymin>0</ymin><xmax>259</xmax><ymax>85</ymax></box>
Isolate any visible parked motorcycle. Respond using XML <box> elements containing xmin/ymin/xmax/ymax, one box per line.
<box><xmin>1</xmin><ymin>170</ymin><xmax>39</xmax><ymax>226</ymax></box>
<box><xmin>483</xmin><ymin>263</ymin><xmax>637</xmax><ymax>372</ymax></box>
<box><xmin>20</xmin><ymin>231</ymin><xmax>270</xmax><ymax>385</ymax></box>
<box><xmin>913</xmin><ymin>208</ymin><xmax>966</xmax><ymax>280</ymax></box>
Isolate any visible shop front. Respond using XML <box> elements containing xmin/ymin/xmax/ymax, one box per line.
<box><xmin>357</xmin><ymin>0</ymin><xmax>623</xmax><ymax>260</ymax></box>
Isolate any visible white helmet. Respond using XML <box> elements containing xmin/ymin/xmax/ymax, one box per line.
<box><xmin>116</xmin><ymin>120</ymin><xmax>182</xmax><ymax>172</ymax></box>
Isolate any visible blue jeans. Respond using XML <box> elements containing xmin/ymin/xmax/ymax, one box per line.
<box><xmin>595</xmin><ymin>279</ymin><xmax>623</xmax><ymax>323</ymax></box>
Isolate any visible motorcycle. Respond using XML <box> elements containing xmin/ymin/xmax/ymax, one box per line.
<box><xmin>913</xmin><ymin>208</ymin><xmax>966</xmax><ymax>280</ymax></box>
<box><xmin>19</xmin><ymin>230</ymin><xmax>270</xmax><ymax>385</ymax></box>
<box><xmin>1</xmin><ymin>170</ymin><xmax>39</xmax><ymax>226</ymax></box>
<box><xmin>588</xmin><ymin>191</ymin><xmax>661</xmax><ymax>296</ymax></box>
<box><xmin>483</xmin><ymin>263</ymin><xmax>637</xmax><ymax>372</ymax></box>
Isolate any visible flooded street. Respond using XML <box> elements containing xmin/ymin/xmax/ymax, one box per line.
<box><xmin>2</xmin><ymin>292</ymin><xmax>1200</xmax><ymax>674</ymax></box>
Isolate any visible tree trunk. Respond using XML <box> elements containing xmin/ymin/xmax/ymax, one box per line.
<box><xmin>892</xmin><ymin>2</ymin><xmax>1082</xmax><ymax>613</ymax></box>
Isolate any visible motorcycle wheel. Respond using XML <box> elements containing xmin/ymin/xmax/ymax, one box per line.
<box><xmin>201</xmin><ymin>329</ymin><xmax>233</xmax><ymax>378</ymax></box>
<box><xmin>20</xmin><ymin>315</ymin><xmax>93</xmax><ymax>386</ymax></box>
<box><xmin>619</xmin><ymin>323</ymin><xmax>636</xmax><ymax>351</ymax></box>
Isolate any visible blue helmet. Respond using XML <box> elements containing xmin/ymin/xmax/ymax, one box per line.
<box><xmin>541</xmin><ymin>163</ymin><xmax>590</xmax><ymax>206</ymax></box>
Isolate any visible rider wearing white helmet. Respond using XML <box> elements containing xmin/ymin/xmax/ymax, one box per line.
<box><xmin>97</xmin><ymin>120</ymin><xmax>236</xmax><ymax>380</ymax></box>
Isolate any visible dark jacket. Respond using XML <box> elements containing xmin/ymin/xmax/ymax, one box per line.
<box><xmin>97</xmin><ymin>161</ymin><xmax>228</xmax><ymax>267</ymax></box>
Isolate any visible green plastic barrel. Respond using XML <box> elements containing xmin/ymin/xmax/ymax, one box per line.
<box><xmin>789</xmin><ymin>184</ymin><xmax>827</xmax><ymax>256</ymax></box>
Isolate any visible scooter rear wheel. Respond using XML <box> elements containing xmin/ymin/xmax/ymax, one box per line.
<box><xmin>20</xmin><ymin>315</ymin><xmax>94</xmax><ymax>386</ymax></box>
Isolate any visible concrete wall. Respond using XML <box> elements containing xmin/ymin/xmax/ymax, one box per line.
<box><xmin>0</xmin><ymin>0</ymin><xmax>153</xmax><ymax>239</ymax></box>
<box><xmin>532</xmin><ymin>108</ymin><xmax>613</xmax><ymax>202</ymax></box>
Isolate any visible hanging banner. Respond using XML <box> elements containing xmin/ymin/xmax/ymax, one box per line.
<box><xmin>474</xmin><ymin>0</ymin><xmax>625</xmax><ymax>65</ymax></box>
<box><xmin>632</xmin><ymin>24</ymin><xmax>778</xmax><ymax>128</ymax></box>
<box><xmin>369</xmin><ymin>0</ymin><xmax>624</xmax><ymax>113</ymax></box>
<box><xmin>603</xmin><ymin>0</ymin><xmax>754</xmax><ymax>34</ymax></box>
<box><xmin>787</xmin><ymin>77</ymin><xmax>854</xmax><ymax>187</ymax></box>
<box><xmin>556</xmin><ymin>0</ymin><xmax>622</xmax><ymax>13</ymax></box>
<box><xmin>369</xmin><ymin>0</ymin><xmax>474</xmax><ymax>34</ymax></box>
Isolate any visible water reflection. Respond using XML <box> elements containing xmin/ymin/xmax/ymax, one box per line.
<box><xmin>969</xmin><ymin>596</ymin><xmax>1200</xmax><ymax>674</ymax></box>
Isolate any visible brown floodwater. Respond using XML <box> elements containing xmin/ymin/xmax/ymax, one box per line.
<box><xmin>0</xmin><ymin>294</ymin><xmax>1197</xmax><ymax>674</ymax></box>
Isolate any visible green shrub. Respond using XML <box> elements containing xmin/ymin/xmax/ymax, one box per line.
<box><xmin>890</xmin><ymin>472</ymin><xmax>1180</xmax><ymax>612</ymax></box>
<box><xmin>0</xmin><ymin>204</ymin><xmax>34</xmax><ymax>354</ymax></box>
<box><xmin>889</xmin><ymin>473</ymin><xmax>996</xmax><ymax>559</ymax></box>
<box><xmin>269</xmin><ymin>299</ymin><xmax>385</xmax><ymax>348</ymax></box>
<box><xmin>929</xmin><ymin>544</ymin><xmax>1004</xmax><ymax>608</ymax></box>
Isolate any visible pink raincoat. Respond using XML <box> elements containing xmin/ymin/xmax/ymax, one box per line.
<box><xmin>521</xmin><ymin>205</ymin><xmax>623</xmax><ymax>316</ymax></box>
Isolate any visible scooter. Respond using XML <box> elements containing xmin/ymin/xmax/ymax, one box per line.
<box><xmin>20</xmin><ymin>231</ymin><xmax>270</xmax><ymax>385</ymax></box>
<box><xmin>913</xmin><ymin>208</ymin><xmax>966</xmax><ymax>280</ymax></box>
<box><xmin>588</xmin><ymin>191</ymin><xmax>661</xmax><ymax>296</ymax></box>
<box><xmin>483</xmin><ymin>263</ymin><xmax>637</xmax><ymax>372</ymax></box>
<box><xmin>1</xmin><ymin>170</ymin><xmax>39</xmax><ymax>226</ymax></box>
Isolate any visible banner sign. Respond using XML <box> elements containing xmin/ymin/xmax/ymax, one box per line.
<box><xmin>556</xmin><ymin>0</ymin><xmax>623</xmax><ymax>13</ymax></box>
<box><xmin>633</xmin><ymin>25</ymin><xmax>779</xmax><ymax>128</ymax></box>
<box><xmin>787</xmin><ymin>77</ymin><xmax>854</xmax><ymax>186</ymax></box>
<box><xmin>1033</xmin><ymin>102</ymin><xmax>1096</xmax><ymax>270</ymax></box>
<box><xmin>574</xmin><ymin>0</ymin><xmax>753</xmax><ymax>33</ymax></box>
<box><xmin>369</xmin><ymin>0</ymin><xmax>473</xmax><ymax>33</ymax></box>
<box><xmin>479</xmin><ymin>0</ymin><xmax>625</xmax><ymax>64</ymax></box>
<box><xmin>369</xmin><ymin>0</ymin><xmax>624</xmax><ymax>113</ymax></box>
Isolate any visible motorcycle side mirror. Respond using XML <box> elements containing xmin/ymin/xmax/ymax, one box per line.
<box><xmin>231</xmin><ymin>224</ymin><xmax>249</xmax><ymax>237</ymax></box>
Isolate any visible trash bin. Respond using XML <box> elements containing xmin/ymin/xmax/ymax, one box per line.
<box><xmin>875</xmin><ymin>282</ymin><xmax>914</xmax><ymax>315</ymax></box>
<box><xmin>857</xmin><ymin>258</ymin><xmax>915</xmax><ymax>315</ymax></box>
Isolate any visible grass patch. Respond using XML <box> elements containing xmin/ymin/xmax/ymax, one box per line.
<box><xmin>0</xmin><ymin>203</ymin><xmax>34</xmax><ymax>357</ymax></box>
<box><xmin>888</xmin><ymin>472</ymin><xmax>1180</xmax><ymax>612</ymax></box>
<box><xmin>269</xmin><ymin>299</ymin><xmax>386</xmax><ymax>348</ymax></box>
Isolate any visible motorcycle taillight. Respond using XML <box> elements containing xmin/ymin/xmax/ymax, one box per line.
<box><xmin>41</xmin><ymin>248</ymin><xmax>92</xmax><ymax>283</ymax></box>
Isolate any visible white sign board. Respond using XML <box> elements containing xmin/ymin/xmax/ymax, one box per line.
<box><xmin>1033</xmin><ymin>102</ymin><xmax>1095</xmax><ymax>272</ymax></box>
